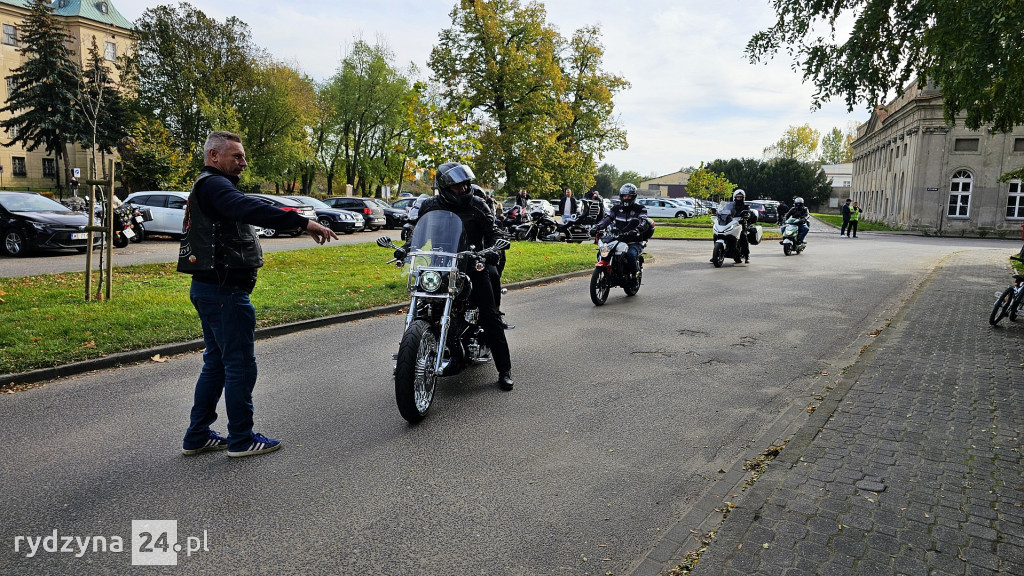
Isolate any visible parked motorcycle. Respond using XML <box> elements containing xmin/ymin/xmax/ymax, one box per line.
<box><xmin>111</xmin><ymin>204</ymin><xmax>152</xmax><ymax>248</ymax></box>
<box><xmin>511</xmin><ymin>205</ymin><xmax>557</xmax><ymax>241</ymax></box>
<box><xmin>780</xmin><ymin>217</ymin><xmax>807</xmax><ymax>256</ymax></box>
<box><xmin>710</xmin><ymin>201</ymin><xmax>762</xmax><ymax>267</ymax></box>
<box><xmin>590</xmin><ymin>226</ymin><xmax>646</xmax><ymax>305</ymax></box>
<box><xmin>546</xmin><ymin>198</ymin><xmax>604</xmax><ymax>243</ymax></box>
<box><xmin>376</xmin><ymin>210</ymin><xmax>511</xmax><ymax>423</ymax></box>
<box><xmin>496</xmin><ymin>205</ymin><xmax>529</xmax><ymax>239</ymax></box>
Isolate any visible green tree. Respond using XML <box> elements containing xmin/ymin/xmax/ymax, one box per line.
<box><xmin>117</xmin><ymin>117</ymin><xmax>191</xmax><ymax>192</ymax></box>
<box><xmin>429</xmin><ymin>0</ymin><xmax>569</xmax><ymax>192</ymax></box>
<box><xmin>134</xmin><ymin>3</ymin><xmax>260</xmax><ymax>163</ymax></box>
<box><xmin>763</xmin><ymin>124</ymin><xmax>820</xmax><ymax>163</ymax></box>
<box><xmin>405</xmin><ymin>80</ymin><xmax>481</xmax><ymax>185</ymax></box>
<box><xmin>686</xmin><ymin>164</ymin><xmax>735</xmax><ymax>201</ymax></box>
<box><xmin>593</xmin><ymin>163</ymin><xmax>619</xmax><ymax>196</ymax></box>
<box><xmin>747</xmin><ymin>1</ymin><xmax>1024</xmax><ymax>133</ymax></box>
<box><xmin>819</xmin><ymin>126</ymin><xmax>854</xmax><ymax>165</ymax></box>
<box><xmin>78</xmin><ymin>37</ymin><xmax>130</xmax><ymax>181</ymax></box>
<box><xmin>0</xmin><ymin>0</ymin><xmax>82</xmax><ymax>190</ymax></box>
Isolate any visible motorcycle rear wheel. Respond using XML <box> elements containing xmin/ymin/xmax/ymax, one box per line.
<box><xmin>130</xmin><ymin>225</ymin><xmax>145</xmax><ymax>243</ymax></box>
<box><xmin>712</xmin><ymin>244</ymin><xmax>724</xmax><ymax>268</ymax></box>
<box><xmin>394</xmin><ymin>320</ymin><xmax>439</xmax><ymax>423</ymax></box>
<box><xmin>590</xmin><ymin>267</ymin><xmax>610</xmax><ymax>306</ymax></box>
<box><xmin>113</xmin><ymin>232</ymin><xmax>129</xmax><ymax>248</ymax></box>
<box><xmin>990</xmin><ymin>287</ymin><xmax>1014</xmax><ymax>326</ymax></box>
<box><xmin>1010</xmin><ymin>292</ymin><xmax>1023</xmax><ymax>321</ymax></box>
<box><xmin>624</xmin><ymin>266</ymin><xmax>641</xmax><ymax>296</ymax></box>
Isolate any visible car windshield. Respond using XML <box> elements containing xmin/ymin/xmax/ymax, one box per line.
<box><xmin>291</xmin><ymin>196</ymin><xmax>330</xmax><ymax>210</ymax></box>
<box><xmin>0</xmin><ymin>193</ymin><xmax>71</xmax><ymax>212</ymax></box>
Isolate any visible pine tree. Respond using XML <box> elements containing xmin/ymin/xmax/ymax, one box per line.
<box><xmin>0</xmin><ymin>0</ymin><xmax>83</xmax><ymax>190</ymax></box>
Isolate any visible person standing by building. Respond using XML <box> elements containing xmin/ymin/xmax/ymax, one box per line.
<box><xmin>178</xmin><ymin>131</ymin><xmax>338</xmax><ymax>458</ymax></box>
<box><xmin>849</xmin><ymin>201</ymin><xmax>861</xmax><ymax>238</ymax></box>
<box><xmin>840</xmin><ymin>198</ymin><xmax>852</xmax><ymax>237</ymax></box>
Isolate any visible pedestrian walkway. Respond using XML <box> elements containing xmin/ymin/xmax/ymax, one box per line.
<box><xmin>684</xmin><ymin>250</ymin><xmax>1024</xmax><ymax>575</ymax></box>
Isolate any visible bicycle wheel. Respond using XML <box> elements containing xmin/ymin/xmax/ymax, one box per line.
<box><xmin>989</xmin><ymin>287</ymin><xmax>1013</xmax><ymax>326</ymax></box>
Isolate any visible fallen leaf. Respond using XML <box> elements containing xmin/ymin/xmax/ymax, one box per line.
<box><xmin>82</xmin><ymin>341</ymin><xmax>97</xmax><ymax>349</ymax></box>
<box><xmin>151</xmin><ymin>354</ymin><xmax>168</xmax><ymax>363</ymax></box>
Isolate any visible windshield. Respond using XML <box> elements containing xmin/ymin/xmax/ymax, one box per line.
<box><xmin>409</xmin><ymin>210</ymin><xmax>465</xmax><ymax>253</ymax></box>
<box><xmin>716</xmin><ymin>201</ymin><xmax>737</xmax><ymax>224</ymax></box>
<box><xmin>292</xmin><ymin>196</ymin><xmax>330</xmax><ymax>210</ymax></box>
<box><xmin>0</xmin><ymin>193</ymin><xmax>72</xmax><ymax>213</ymax></box>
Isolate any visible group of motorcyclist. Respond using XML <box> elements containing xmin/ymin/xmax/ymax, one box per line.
<box><xmin>398</xmin><ymin>161</ymin><xmax>810</xmax><ymax>394</ymax></box>
<box><xmin>715</xmin><ymin>188</ymin><xmax>810</xmax><ymax>264</ymax></box>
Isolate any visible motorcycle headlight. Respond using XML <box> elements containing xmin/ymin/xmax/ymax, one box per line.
<box><xmin>419</xmin><ymin>271</ymin><xmax>442</xmax><ymax>293</ymax></box>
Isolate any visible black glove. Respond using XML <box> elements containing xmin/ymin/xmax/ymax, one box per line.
<box><xmin>393</xmin><ymin>247</ymin><xmax>408</xmax><ymax>260</ymax></box>
<box><xmin>484</xmin><ymin>251</ymin><xmax>500</xmax><ymax>266</ymax></box>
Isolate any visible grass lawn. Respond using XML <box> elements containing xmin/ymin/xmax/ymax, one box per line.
<box><xmin>651</xmin><ymin>216</ymin><xmax>781</xmax><ymax>240</ymax></box>
<box><xmin>811</xmin><ymin>213</ymin><xmax>901</xmax><ymax>232</ymax></box>
<box><xmin>0</xmin><ymin>241</ymin><xmax>594</xmax><ymax>375</ymax></box>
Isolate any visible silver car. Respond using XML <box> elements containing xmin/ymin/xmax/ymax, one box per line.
<box><xmin>123</xmin><ymin>191</ymin><xmax>190</xmax><ymax>238</ymax></box>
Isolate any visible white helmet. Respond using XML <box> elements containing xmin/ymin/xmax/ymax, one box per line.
<box><xmin>732</xmin><ymin>189</ymin><xmax>745</xmax><ymax>202</ymax></box>
<box><xmin>794</xmin><ymin>197</ymin><xmax>804</xmax><ymax>205</ymax></box>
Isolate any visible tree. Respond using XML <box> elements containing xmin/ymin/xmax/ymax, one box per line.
<box><xmin>429</xmin><ymin>0</ymin><xmax>569</xmax><ymax>192</ymax></box>
<box><xmin>0</xmin><ymin>0</ymin><xmax>82</xmax><ymax>191</ymax></box>
<box><xmin>763</xmin><ymin>124</ymin><xmax>820</xmax><ymax>163</ymax></box>
<box><xmin>134</xmin><ymin>3</ymin><xmax>260</xmax><ymax>163</ymax></box>
<box><xmin>747</xmin><ymin>1</ymin><xmax>1024</xmax><ymax>133</ymax></box>
<box><xmin>593</xmin><ymin>163</ymin><xmax>619</xmax><ymax>196</ymax></box>
<box><xmin>78</xmin><ymin>38</ymin><xmax>130</xmax><ymax>181</ymax></box>
<box><xmin>686</xmin><ymin>164</ymin><xmax>735</xmax><ymax>201</ymax></box>
<box><xmin>819</xmin><ymin>126</ymin><xmax>854</xmax><ymax>165</ymax></box>
<box><xmin>117</xmin><ymin>117</ymin><xmax>191</xmax><ymax>192</ymax></box>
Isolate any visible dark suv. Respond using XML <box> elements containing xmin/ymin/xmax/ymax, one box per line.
<box><xmin>747</xmin><ymin>201</ymin><xmax>779</xmax><ymax>224</ymax></box>
<box><xmin>323</xmin><ymin>197</ymin><xmax>386</xmax><ymax>231</ymax></box>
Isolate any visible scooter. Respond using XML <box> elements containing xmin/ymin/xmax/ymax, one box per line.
<box><xmin>710</xmin><ymin>201</ymin><xmax>761</xmax><ymax>267</ymax></box>
<box><xmin>780</xmin><ymin>217</ymin><xmax>807</xmax><ymax>256</ymax></box>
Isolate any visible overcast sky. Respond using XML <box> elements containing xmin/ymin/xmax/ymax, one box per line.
<box><xmin>112</xmin><ymin>0</ymin><xmax>866</xmax><ymax>177</ymax></box>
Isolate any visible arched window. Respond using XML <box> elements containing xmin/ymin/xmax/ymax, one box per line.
<box><xmin>1007</xmin><ymin>180</ymin><xmax>1024</xmax><ymax>219</ymax></box>
<box><xmin>947</xmin><ymin>170</ymin><xmax>972</xmax><ymax>217</ymax></box>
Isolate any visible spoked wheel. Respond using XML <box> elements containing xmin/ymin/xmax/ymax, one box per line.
<box><xmin>712</xmin><ymin>244</ymin><xmax>724</xmax><ymax>268</ymax></box>
<box><xmin>990</xmin><ymin>287</ymin><xmax>1014</xmax><ymax>326</ymax></box>
<box><xmin>590</xmin><ymin>267</ymin><xmax>610</xmax><ymax>306</ymax></box>
<box><xmin>394</xmin><ymin>320</ymin><xmax>439</xmax><ymax>423</ymax></box>
<box><xmin>624</xmin><ymin>266</ymin><xmax>642</xmax><ymax>296</ymax></box>
<box><xmin>1010</xmin><ymin>292</ymin><xmax>1023</xmax><ymax>321</ymax></box>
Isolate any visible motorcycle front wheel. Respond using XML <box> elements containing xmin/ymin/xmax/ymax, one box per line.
<box><xmin>783</xmin><ymin>242</ymin><xmax>792</xmax><ymax>256</ymax></box>
<box><xmin>712</xmin><ymin>243</ymin><xmax>724</xmax><ymax>268</ymax></box>
<box><xmin>990</xmin><ymin>287</ymin><xmax>1014</xmax><ymax>326</ymax></box>
<box><xmin>590</xmin><ymin>267</ymin><xmax>610</xmax><ymax>306</ymax></box>
<box><xmin>394</xmin><ymin>319</ymin><xmax>439</xmax><ymax>423</ymax></box>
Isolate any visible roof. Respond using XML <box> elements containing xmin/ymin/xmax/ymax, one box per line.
<box><xmin>0</xmin><ymin>0</ymin><xmax>133</xmax><ymax>30</ymax></box>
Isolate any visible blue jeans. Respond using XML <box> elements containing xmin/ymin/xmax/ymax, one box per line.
<box><xmin>625</xmin><ymin>243</ymin><xmax>642</xmax><ymax>274</ymax></box>
<box><xmin>184</xmin><ymin>280</ymin><xmax>259</xmax><ymax>451</ymax></box>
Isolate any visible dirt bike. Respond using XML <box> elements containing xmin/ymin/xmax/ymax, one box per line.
<box><xmin>590</xmin><ymin>226</ymin><xmax>646</xmax><ymax>306</ymax></box>
<box><xmin>377</xmin><ymin>210</ymin><xmax>511</xmax><ymax>423</ymax></box>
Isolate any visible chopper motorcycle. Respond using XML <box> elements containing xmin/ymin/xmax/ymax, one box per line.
<box><xmin>377</xmin><ymin>210</ymin><xmax>511</xmax><ymax>423</ymax></box>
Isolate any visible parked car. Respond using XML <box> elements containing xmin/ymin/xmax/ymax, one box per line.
<box><xmin>747</xmin><ymin>200</ymin><xmax>780</xmax><ymax>224</ymax></box>
<box><xmin>636</xmin><ymin>196</ymin><xmax>694</xmax><ymax>218</ymax></box>
<box><xmin>322</xmin><ymin>196</ymin><xmax>387</xmax><ymax>231</ymax></box>
<box><xmin>367</xmin><ymin>198</ymin><xmax>409</xmax><ymax>229</ymax></box>
<box><xmin>123</xmin><ymin>191</ymin><xmax>190</xmax><ymax>238</ymax></box>
<box><xmin>391</xmin><ymin>197</ymin><xmax>419</xmax><ymax>212</ymax></box>
<box><xmin>247</xmin><ymin>193</ymin><xmax>316</xmax><ymax>237</ymax></box>
<box><xmin>0</xmin><ymin>191</ymin><xmax>101</xmax><ymax>256</ymax></box>
<box><xmin>669</xmin><ymin>197</ymin><xmax>704</xmax><ymax>216</ymax></box>
<box><xmin>284</xmin><ymin>195</ymin><xmax>365</xmax><ymax>234</ymax></box>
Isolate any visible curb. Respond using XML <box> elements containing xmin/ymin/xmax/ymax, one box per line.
<box><xmin>1</xmin><ymin>269</ymin><xmax>593</xmax><ymax>388</ymax></box>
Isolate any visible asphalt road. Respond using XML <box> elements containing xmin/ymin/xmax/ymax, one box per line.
<box><xmin>0</xmin><ymin>230</ymin><xmax>1014</xmax><ymax>575</ymax></box>
<box><xmin>0</xmin><ymin>228</ymin><xmax>392</xmax><ymax>278</ymax></box>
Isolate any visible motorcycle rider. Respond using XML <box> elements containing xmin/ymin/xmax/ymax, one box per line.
<box><xmin>398</xmin><ymin>163</ymin><xmax>515</xmax><ymax>391</ymax></box>
<box><xmin>592</xmin><ymin>183</ymin><xmax>653</xmax><ymax>279</ymax></box>
<box><xmin>719</xmin><ymin>188</ymin><xmax>757</xmax><ymax>264</ymax></box>
<box><xmin>782</xmin><ymin>196</ymin><xmax>810</xmax><ymax>244</ymax></box>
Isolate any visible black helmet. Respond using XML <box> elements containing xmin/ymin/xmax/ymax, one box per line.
<box><xmin>435</xmin><ymin>162</ymin><xmax>475</xmax><ymax>208</ymax></box>
<box><xmin>619</xmin><ymin>183</ymin><xmax>638</xmax><ymax>207</ymax></box>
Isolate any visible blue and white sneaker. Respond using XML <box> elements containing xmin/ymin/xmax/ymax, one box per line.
<box><xmin>181</xmin><ymin>431</ymin><xmax>229</xmax><ymax>455</ymax></box>
<box><xmin>227</xmin><ymin>433</ymin><xmax>281</xmax><ymax>458</ymax></box>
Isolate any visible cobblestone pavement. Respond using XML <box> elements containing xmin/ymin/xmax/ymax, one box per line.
<box><xmin>687</xmin><ymin>249</ymin><xmax>1024</xmax><ymax>576</ymax></box>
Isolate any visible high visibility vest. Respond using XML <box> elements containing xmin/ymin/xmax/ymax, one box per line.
<box><xmin>850</xmin><ymin>207</ymin><xmax>861</xmax><ymax>221</ymax></box>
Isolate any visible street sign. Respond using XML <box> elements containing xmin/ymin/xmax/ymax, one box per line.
<box><xmin>74</xmin><ymin>168</ymin><xmax>81</xmax><ymax>178</ymax></box>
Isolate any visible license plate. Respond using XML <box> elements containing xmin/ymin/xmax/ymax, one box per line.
<box><xmin>123</xmin><ymin>228</ymin><xmax>135</xmax><ymax>238</ymax></box>
<box><xmin>135</xmin><ymin>215</ymin><xmax>145</xmax><ymax>223</ymax></box>
<box><xmin>71</xmin><ymin>232</ymin><xmax>88</xmax><ymax>240</ymax></box>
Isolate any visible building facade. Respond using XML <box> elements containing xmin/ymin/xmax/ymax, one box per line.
<box><xmin>820</xmin><ymin>162</ymin><xmax>852</xmax><ymax>213</ymax></box>
<box><xmin>639</xmin><ymin>171</ymin><xmax>689</xmax><ymax>198</ymax></box>
<box><xmin>852</xmin><ymin>83</ymin><xmax>1024</xmax><ymax>235</ymax></box>
<box><xmin>0</xmin><ymin>0</ymin><xmax>133</xmax><ymax>193</ymax></box>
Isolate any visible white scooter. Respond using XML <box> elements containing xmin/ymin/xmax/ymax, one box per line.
<box><xmin>710</xmin><ymin>201</ymin><xmax>762</xmax><ymax>267</ymax></box>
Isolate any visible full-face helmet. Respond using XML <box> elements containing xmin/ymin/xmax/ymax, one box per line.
<box><xmin>732</xmin><ymin>189</ymin><xmax>746</xmax><ymax>202</ymax></box>
<box><xmin>619</xmin><ymin>183</ymin><xmax>638</xmax><ymax>207</ymax></box>
<box><xmin>794</xmin><ymin>196</ymin><xmax>804</xmax><ymax>206</ymax></box>
<box><xmin>434</xmin><ymin>162</ymin><xmax>476</xmax><ymax>208</ymax></box>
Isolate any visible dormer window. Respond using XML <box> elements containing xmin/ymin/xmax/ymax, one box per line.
<box><xmin>97</xmin><ymin>2</ymin><xmax>109</xmax><ymax>14</ymax></box>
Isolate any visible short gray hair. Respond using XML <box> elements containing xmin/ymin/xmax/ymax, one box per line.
<box><xmin>204</xmin><ymin>131</ymin><xmax>242</xmax><ymax>158</ymax></box>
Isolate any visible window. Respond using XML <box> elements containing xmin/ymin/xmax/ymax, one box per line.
<box><xmin>947</xmin><ymin>170</ymin><xmax>972</xmax><ymax>217</ymax></box>
<box><xmin>1007</xmin><ymin>180</ymin><xmax>1024</xmax><ymax>219</ymax></box>
<box><xmin>1014</xmin><ymin>138</ymin><xmax>1024</xmax><ymax>153</ymax></box>
<box><xmin>953</xmin><ymin>138</ymin><xmax>979</xmax><ymax>152</ymax></box>
<box><xmin>6</xmin><ymin>77</ymin><xmax>16</xmax><ymax>96</ymax></box>
<box><xmin>3</xmin><ymin>24</ymin><xmax>17</xmax><ymax>46</ymax></box>
<box><xmin>41</xmin><ymin>158</ymin><xmax>55</xmax><ymax>177</ymax></box>
<box><xmin>104</xmin><ymin>41</ymin><xmax>116</xmax><ymax>61</ymax></box>
<box><xmin>12</xmin><ymin>156</ymin><xmax>26</xmax><ymax>176</ymax></box>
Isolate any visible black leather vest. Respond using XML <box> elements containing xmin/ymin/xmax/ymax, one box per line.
<box><xmin>176</xmin><ymin>173</ymin><xmax>264</xmax><ymax>274</ymax></box>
